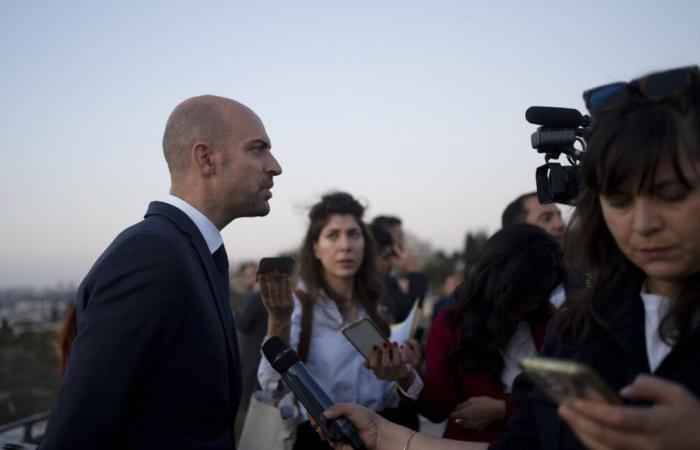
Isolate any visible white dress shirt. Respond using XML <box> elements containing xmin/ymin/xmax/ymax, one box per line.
<box><xmin>258</xmin><ymin>290</ymin><xmax>398</xmax><ymax>423</ymax></box>
<box><xmin>640</xmin><ymin>288</ymin><xmax>673</xmax><ymax>372</ymax></box>
<box><xmin>500</xmin><ymin>321</ymin><xmax>536</xmax><ymax>393</ymax></box>
<box><xmin>549</xmin><ymin>283</ymin><xmax>566</xmax><ymax>309</ymax></box>
<box><xmin>162</xmin><ymin>194</ymin><xmax>222</xmax><ymax>253</ymax></box>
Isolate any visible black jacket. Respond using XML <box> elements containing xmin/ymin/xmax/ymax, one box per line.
<box><xmin>491</xmin><ymin>290</ymin><xmax>700</xmax><ymax>450</ymax></box>
<box><xmin>41</xmin><ymin>202</ymin><xmax>241</xmax><ymax>450</ymax></box>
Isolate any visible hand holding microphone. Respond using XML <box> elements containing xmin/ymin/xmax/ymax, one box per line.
<box><xmin>262</xmin><ymin>336</ymin><xmax>367</xmax><ymax>450</ymax></box>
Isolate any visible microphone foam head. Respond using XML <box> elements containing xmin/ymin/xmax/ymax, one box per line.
<box><xmin>526</xmin><ymin>106</ymin><xmax>583</xmax><ymax>128</ymax></box>
<box><xmin>262</xmin><ymin>336</ymin><xmax>300</xmax><ymax>374</ymax></box>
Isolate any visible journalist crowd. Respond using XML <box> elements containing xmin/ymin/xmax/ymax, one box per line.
<box><xmin>40</xmin><ymin>65</ymin><xmax>700</xmax><ymax>450</ymax></box>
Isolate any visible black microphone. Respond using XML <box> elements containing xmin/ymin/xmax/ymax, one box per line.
<box><xmin>525</xmin><ymin>106</ymin><xmax>591</xmax><ymax>128</ymax></box>
<box><xmin>262</xmin><ymin>336</ymin><xmax>367</xmax><ymax>450</ymax></box>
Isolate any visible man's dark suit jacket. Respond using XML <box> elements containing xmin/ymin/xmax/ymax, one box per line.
<box><xmin>41</xmin><ymin>202</ymin><xmax>242</xmax><ymax>450</ymax></box>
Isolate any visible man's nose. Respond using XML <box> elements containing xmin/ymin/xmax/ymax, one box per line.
<box><xmin>265</xmin><ymin>152</ymin><xmax>282</xmax><ymax>176</ymax></box>
<box><xmin>552</xmin><ymin>215</ymin><xmax>565</xmax><ymax>231</ymax></box>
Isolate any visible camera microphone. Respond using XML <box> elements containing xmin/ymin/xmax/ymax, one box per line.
<box><xmin>525</xmin><ymin>106</ymin><xmax>591</xmax><ymax>128</ymax></box>
<box><xmin>262</xmin><ymin>336</ymin><xmax>367</xmax><ymax>450</ymax></box>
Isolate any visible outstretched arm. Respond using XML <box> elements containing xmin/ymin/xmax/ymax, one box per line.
<box><xmin>324</xmin><ymin>403</ymin><xmax>489</xmax><ymax>450</ymax></box>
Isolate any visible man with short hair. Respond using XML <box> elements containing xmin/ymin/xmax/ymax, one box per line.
<box><xmin>41</xmin><ymin>95</ymin><xmax>282</xmax><ymax>450</ymax></box>
<box><xmin>502</xmin><ymin>192</ymin><xmax>572</xmax><ymax>308</ymax></box>
<box><xmin>371</xmin><ymin>215</ymin><xmax>427</xmax><ymax>324</ymax></box>
<box><xmin>501</xmin><ymin>192</ymin><xmax>565</xmax><ymax>246</ymax></box>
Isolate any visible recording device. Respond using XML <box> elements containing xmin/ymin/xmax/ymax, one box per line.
<box><xmin>256</xmin><ymin>257</ymin><xmax>295</xmax><ymax>279</ymax></box>
<box><xmin>342</xmin><ymin>318</ymin><xmax>390</xmax><ymax>362</ymax></box>
<box><xmin>262</xmin><ymin>337</ymin><xmax>367</xmax><ymax>450</ymax></box>
<box><xmin>526</xmin><ymin>106</ymin><xmax>591</xmax><ymax>205</ymax></box>
<box><xmin>519</xmin><ymin>356</ymin><xmax>621</xmax><ymax>405</ymax></box>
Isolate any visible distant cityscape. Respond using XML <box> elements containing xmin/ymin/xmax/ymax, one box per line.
<box><xmin>0</xmin><ymin>286</ymin><xmax>74</xmax><ymax>430</ymax></box>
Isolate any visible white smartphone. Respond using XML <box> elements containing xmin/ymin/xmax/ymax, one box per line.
<box><xmin>342</xmin><ymin>318</ymin><xmax>390</xmax><ymax>362</ymax></box>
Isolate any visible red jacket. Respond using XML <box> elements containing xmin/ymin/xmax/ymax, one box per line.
<box><xmin>406</xmin><ymin>308</ymin><xmax>548</xmax><ymax>443</ymax></box>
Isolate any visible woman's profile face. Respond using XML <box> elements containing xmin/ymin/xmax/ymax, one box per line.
<box><xmin>599</xmin><ymin>157</ymin><xmax>700</xmax><ymax>295</ymax></box>
<box><xmin>313</xmin><ymin>214</ymin><xmax>365</xmax><ymax>282</ymax></box>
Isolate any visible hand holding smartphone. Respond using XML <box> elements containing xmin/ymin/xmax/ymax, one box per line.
<box><xmin>257</xmin><ymin>257</ymin><xmax>295</xmax><ymax>321</ymax></box>
<box><xmin>342</xmin><ymin>318</ymin><xmax>389</xmax><ymax>362</ymax></box>
<box><xmin>519</xmin><ymin>356</ymin><xmax>621</xmax><ymax>405</ymax></box>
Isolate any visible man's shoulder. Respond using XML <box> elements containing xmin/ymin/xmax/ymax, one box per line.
<box><xmin>107</xmin><ymin>215</ymin><xmax>184</xmax><ymax>253</ymax></box>
<box><xmin>86</xmin><ymin>214</ymin><xmax>193</xmax><ymax>277</ymax></box>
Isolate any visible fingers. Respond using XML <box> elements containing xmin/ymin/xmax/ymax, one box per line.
<box><xmin>559</xmin><ymin>403</ymin><xmax>645</xmax><ymax>450</ymax></box>
<box><xmin>390</xmin><ymin>342</ymin><xmax>402</xmax><ymax>367</ymax></box>
<box><xmin>324</xmin><ymin>402</ymin><xmax>377</xmax><ymax>430</ymax></box>
<box><xmin>309</xmin><ymin>416</ymin><xmax>326</xmax><ymax>439</ymax></box>
<box><xmin>324</xmin><ymin>403</ymin><xmax>350</xmax><ymax>420</ymax></box>
<box><xmin>379</xmin><ymin>342</ymin><xmax>394</xmax><ymax>379</ymax></box>
<box><xmin>450</xmin><ymin>400</ymin><xmax>471</xmax><ymax>418</ymax></box>
<box><xmin>564</xmin><ymin>398</ymin><xmax>657</xmax><ymax>432</ymax></box>
<box><xmin>369</xmin><ymin>345</ymin><xmax>379</xmax><ymax>368</ymax></box>
<box><xmin>621</xmin><ymin>375</ymin><xmax>687</xmax><ymax>404</ymax></box>
<box><xmin>258</xmin><ymin>271</ymin><xmax>293</xmax><ymax>317</ymax></box>
<box><xmin>406</xmin><ymin>338</ymin><xmax>422</xmax><ymax>353</ymax></box>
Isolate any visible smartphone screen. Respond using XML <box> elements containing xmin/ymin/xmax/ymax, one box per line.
<box><xmin>342</xmin><ymin>318</ymin><xmax>389</xmax><ymax>362</ymax></box>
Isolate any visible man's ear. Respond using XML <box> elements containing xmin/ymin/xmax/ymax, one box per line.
<box><xmin>192</xmin><ymin>141</ymin><xmax>215</xmax><ymax>176</ymax></box>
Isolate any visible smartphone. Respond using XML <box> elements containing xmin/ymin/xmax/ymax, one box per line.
<box><xmin>342</xmin><ymin>318</ymin><xmax>390</xmax><ymax>362</ymax></box>
<box><xmin>519</xmin><ymin>356</ymin><xmax>621</xmax><ymax>405</ymax></box>
<box><xmin>256</xmin><ymin>257</ymin><xmax>294</xmax><ymax>279</ymax></box>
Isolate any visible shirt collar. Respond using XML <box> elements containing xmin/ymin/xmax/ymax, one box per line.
<box><xmin>162</xmin><ymin>194</ymin><xmax>223</xmax><ymax>254</ymax></box>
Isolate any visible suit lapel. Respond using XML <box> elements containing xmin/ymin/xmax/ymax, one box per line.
<box><xmin>145</xmin><ymin>202</ymin><xmax>240</xmax><ymax>380</ymax></box>
<box><xmin>191</xmin><ymin>239</ymin><xmax>238</xmax><ymax>357</ymax></box>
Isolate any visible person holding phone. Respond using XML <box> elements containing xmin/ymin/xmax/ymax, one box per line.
<box><xmin>322</xmin><ymin>66</ymin><xmax>700</xmax><ymax>450</ymax></box>
<box><xmin>258</xmin><ymin>191</ymin><xmax>401</xmax><ymax>449</ymax></box>
<box><xmin>369</xmin><ymin>224</ymin><xmax>563</xmax><ymax>443</ymax></box>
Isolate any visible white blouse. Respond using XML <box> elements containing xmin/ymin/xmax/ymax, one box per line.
<box><xmin>640</xmin><ymin>289</ymin><xmax>673</xmax><ymax>372</ymax></box>
<box><xmin>500</xmin><ymin>321</ymin><xmax>537</xmax><ymax>393</ymax></box>
<box><xmin>257</xmin><ymin>290</ymin><xmax>398</xmax><ymax>423</ymax></box>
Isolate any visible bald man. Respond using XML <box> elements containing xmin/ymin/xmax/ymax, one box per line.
<box><xmin>41</xmin><ymin>96</ymin><xmax>282</xmax><ymax>450</ymax></box>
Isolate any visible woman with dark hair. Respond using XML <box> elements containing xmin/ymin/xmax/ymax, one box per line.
<box><xmin>258</xmin><ymin>191</ymin><xmax>398</xmax><ymax>449</ymax></box>
<box><xmin>58</xmin><ymin>303</ymin><xmax>77</xmax><ymax>376</ymax></box>
<box><xmin>323</xmin><ymin>66</ymin><xmax>700</xmax><ymax>450</ymax></box>
<box><xmin>370</xmin><ymin>223</ymin><xmax>563</xmax><ymax>443</ymax></box>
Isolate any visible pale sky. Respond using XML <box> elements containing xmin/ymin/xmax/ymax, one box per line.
<box><xmin>1</xmin><ymin>0</ymin><xmax>699</xmax><ymax>288</ymax></box>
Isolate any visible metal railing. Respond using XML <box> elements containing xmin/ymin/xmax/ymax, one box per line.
<box><xmin>0</xmin><ymin>411</ymin><xmax>50</xmax><ymax>445</ymax></box>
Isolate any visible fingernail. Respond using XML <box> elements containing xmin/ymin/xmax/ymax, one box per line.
<box><xmin>383</xmin><ymin>342</ymin><xmax>388</xmax><ymax>349</ymax></box>
<box><xmin>392</xmin><ymin>342</ymin><xmax>398</xmax><ymax>348</ymax></box>
<box><xmin>373</xmin><ymin>345</ymin><xmax>378</xmax><ymax>351</ymax></box>
<box><xmin>400</xmin><ymin>345</ymin><xmax>404</xmax><ymax>350</ymax></box>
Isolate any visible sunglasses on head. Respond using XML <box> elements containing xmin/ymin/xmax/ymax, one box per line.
<box><xmin>583</xmin><ymin>65</ymin><xmax>700</xmax><ymax>115</ymax></box>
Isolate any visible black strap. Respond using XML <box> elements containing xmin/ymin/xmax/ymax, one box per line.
<box><xmin>294</xmin><ymin>289</ymin><xmax>313</xmax><ymax>363</ymax></box>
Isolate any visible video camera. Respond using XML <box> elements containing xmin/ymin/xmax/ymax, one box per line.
<box><xmin>526</xmin><ymin>106</ymin><xmax>591</xmax><ymax>205</ymax></box>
